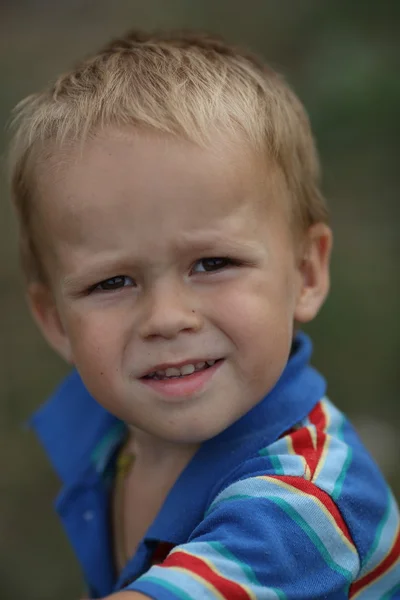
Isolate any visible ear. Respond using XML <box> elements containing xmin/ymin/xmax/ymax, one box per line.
<box><xmin>27</xmin><ymin>283</ymin><xmax>74</xmax><ymax>364</ymax></box>
<box><xmin>294</xmin><ymin>223</ymin><xmax>333</xmax><ymax>323</ymax></box>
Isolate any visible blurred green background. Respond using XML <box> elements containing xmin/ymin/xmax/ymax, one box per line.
<box><xmin>0</xmin><ymin>1</ymin><xmax>399</xmax><ymax>598</ymax></box>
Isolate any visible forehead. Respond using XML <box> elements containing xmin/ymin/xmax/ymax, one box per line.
<box><xmin>34</xmin><ymin>128</ymin><xmax>289</xmax><ymax>255</ymax></box>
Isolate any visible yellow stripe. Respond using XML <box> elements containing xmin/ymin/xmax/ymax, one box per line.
<box><xmin>168</xmin><ymin>567</ymin><xmax>227</xmax><ymax>600</ymax></box>
<box><xmin>304</xmin><ymin>463</ymin><xmax>312</xmax><ymax>481</ymax></box>
<box><xmin>313</xmin><ymin>434</ymin><xmax>331</xmax><ymax>482</ymax></box>
<box><xmin>351</xmin><ymin>522</ymin><xmax>400</xmax><ymax>598</ymax></box>
<box><xmin>308</xmin><ymin>425</ymin><xmax>317</xmax><ymax>450</ymax></box>
<box><xmin>258</xmin><ymin>475</ymin><xmax>356</xmax><ymax>554</ymax></box>
<box><xmin>286</xmin><ymin>433</ymin><xmax>295</xmax><ymax>456</ymax></box>
<box><xmin>169</xmin><ymin>549</ymin><xmax>257</xmax><ymax>600</ymax></box>
<box><xmin>286</xmin><ymin>426</ymin><xmax>315</xmax><ymax>481</ymax></box>
<box><xmin>312</xmin><ymin>400</ymin><xmax>331</xmax><ymax>481</ymax></box>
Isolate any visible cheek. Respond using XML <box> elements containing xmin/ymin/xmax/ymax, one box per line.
<box><xmin>213</xmin><ymin>275</ymin><xmax>294</xmax><ymax>335</ymax></box>
<box><xmin>63</xmin><ymin>309</ymin><xmax>122</xmax><ymax>373</ymax></box>
<box><xmin>211</xmin><ymin>277</ymin><xmax>294</xmax><ymax>370</ymax></box>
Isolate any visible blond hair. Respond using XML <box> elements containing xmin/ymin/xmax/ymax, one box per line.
<box><xmin>8</xmin><ymin>29</ymin><xmax>328</xmax><ymax>283</ymax></box>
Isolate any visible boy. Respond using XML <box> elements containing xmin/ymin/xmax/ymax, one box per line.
<box><xmin>9</xmin><ymin>30</ymin><xmax>400</xmax><ymax>599</ymax></box>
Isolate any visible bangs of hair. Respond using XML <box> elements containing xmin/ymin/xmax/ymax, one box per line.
<box><xmin>9</xmin><ymin>30</ymin><xmax>328</xmax><ymax>282</ymax></box>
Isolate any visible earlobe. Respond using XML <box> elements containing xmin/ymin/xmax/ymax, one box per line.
<box><xmin>294</xmin><ymin>223</ymin><xmax>333</xmax><ymax>324</ymax></box>
<box><xmin>27</xmin><ymin>283</ymin><xmax>74</xmax><ymax>364</ymax></box>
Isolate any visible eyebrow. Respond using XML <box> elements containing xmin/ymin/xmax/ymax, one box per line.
<box><xmin>172</xmin><ymin>232</ymin><xmax>262</xmax><ymax>254</ymax></box>
<box><xmin>60</xmin><ymin>232</ymin><xmax>263</xmax><ymax>292</ymax></box>
<box><xmin>60</xmin><ymin>255</ymin><xmax>141</xmax><ymax>292</ymax></box>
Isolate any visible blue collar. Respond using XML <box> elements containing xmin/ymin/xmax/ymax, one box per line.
<box><xmin>30</xmin><ymin>331</ymin><xmax>326</xmax><ymax>592</ymax></box>
<box><xmin>30</xmin><ymin>369</ymin><xmax>121</xmax><ymax>485</ymax></box>
<box><xmin>30</xmin><ymin>332</ymin><xmax>324</xmax><ymax>486</ymax></box>
<box><xmin>144</xmin><ymin>331</ymin><xmax>326</xmax><ymax>541</ymax></box>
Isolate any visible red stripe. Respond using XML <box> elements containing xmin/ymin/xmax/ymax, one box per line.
<box><xmin>349</xmin><ymin>527</ymin><xmax>400</xmax><ymax>597</ymax></box>
<box><xmin>269</xmin><ymin>475</ymin><xmax>354</xmax><ymax>544</ymax></box>
<box><xmin>308</xmin><ymin>402</ymin><xmax>328</xmax><ymax>475</ymax></box>
<box><xmin>289</xmin><ymin>426</ymin><xmax>317</xmax><ymax>476</ymax></box>
<box><xmin>288</xmin><ymin>402</ymin><xmax>327</xmax><ymax>479</ymax></box>
<box><xmin>159</xmin><ymin>550</ymin><xmax>253</xmax><ymax>600</ymax></box>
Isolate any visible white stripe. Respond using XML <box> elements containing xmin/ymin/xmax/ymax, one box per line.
<box><xmin>274</xmin><ymin>454</ymin><xmax>311</xmax><ymax>477</ymax></box>
<box><xmin>169</xmin><ymin>542</ymin><xmax>284</xmax><ymax>600</ymax></box>
<box><xmin>210</xmin><ymin>476</ymin><xmax>358</xmax><ymax>574</ymax></box>
<box><xmin>262</xmin><ymin>435</ymin><xmax>310</xmax><ymax>477</ymax></box>
<box><xmin>313</xmin><ymin>436</ymin><xmax>349</xmax><ymax>494</ymax></box>
<box><xmin>359</xmin><ymin>492</ymin><xmax>400</xmax><ymax>577</ymax></box>
<box><xmin>136</xmin><ymin>563</ymin><xmax>226</xmax><ymax>599</ymax></box>
<box><xmin>137</xmin><ymin>556</ymin><xmax>285</xmax><ymax>600</ymax></box>
<box><xmin>354</xmin><ymin>554</ymin><xmax>400</xmax><ymax>599</ymax></box>
<box><xmin>312</xmin><ymin>399</ymin><xmax>350</xmax><ymax>495</ymax></box>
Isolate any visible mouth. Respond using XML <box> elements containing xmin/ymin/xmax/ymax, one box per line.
<box><xmin>142</xmin><ymin>359</ymin><xmax>223</xmax><ymax>381</ymax></box>
<box><xmin>140</xmin><ymin>358</ymin><xmax>224</xmax><ymax>399</ymax></box>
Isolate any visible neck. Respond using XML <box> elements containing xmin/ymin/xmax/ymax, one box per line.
<box><xmin>126</xmin><ymin>425</ymin><xmax>200</xmax><ymax>474</ymax></box>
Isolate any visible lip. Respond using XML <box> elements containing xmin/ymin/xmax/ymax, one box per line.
<box><xmin>139</xmin><ymin>359</ymin><xmax>223</xmax><ymax>400</ymax></box>
<box><xmin>140</xmin><ymin>358</ymin><xmax>221</xmax><ymax>378</ymax></box>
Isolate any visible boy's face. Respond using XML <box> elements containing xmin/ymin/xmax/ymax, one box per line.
<box><xmin>31</xmin><ymin>128</ymin><xmax>331</xmax><ymax>446</ymax></box>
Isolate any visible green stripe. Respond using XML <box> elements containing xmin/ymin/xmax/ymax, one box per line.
<box><xmin>208</xmin><ymin>491</ymin><xmax>354</xmax><ymax>581</ymax></box>
<box><xmin>274</xmin><ymin>589</ymin><xmax>288</xmax><ymax>600</ymax></box>
<box><xmin>138</xmin><ymin>575</ymin><xmax>194</xmax><ymax>600</ymax></box>
<box><xmin>330</xmin><ymin>415</ymin><xmax>351</xmax><ymax>501</ymax></box>
<box><xmin>259</xmin><ymin>447</ymin><xmax>284</xmax><ymax>475</ymax></box>
<box><xmin>258</xmin><ymin>447</ymin><xmax>269</xmax><ymax>456</ymax></box>
<box><xmin>331</xmin><ymin>446</ymin><xmax>352</xmax><ymax>501</ymax></box>
<box><xmin>270</xmin><ymin>496</ymin><xmax>354</xmax><ymax>581</ymax></box>
<box><xmin>336</xmin><ymin>414</ymin><xmax>346</xmax><ymax>441</ymax></box>
<box><xmin>208</xmin><ymin>540</ymin><xmax>261</xmax><ymax>586</ymax></box>
<box><xmin>90</xmin><ymin>421</ymin><xmax>126</xmax><ymax>473</ymax></box>
<box><xmin>359</xmin><ymin>488</ymin><xmax>391</xmax><ymax>572</ymax></box>
<box><xmin>206</xmin><ymin>494</ymin><xmax>250</xmax><ymax>517</ymax></box>
<box><xmin>382</xmin><ymin>583</ymin><xmax>400</xmax><ymax>599</ymax></box>
<box><xmin>144</xmin><ymin>547</ymin><xmax>287</xmax><ymax>600</ymax></box>
<box><xmin>271</xmin><ymin>454</ymin><xmax>284</xmax><ymax>475</ymax></box>
<box><xmin>212</xmin><ymin>542</ymin><xmax>287</xmax><ymax>599</ymax></box>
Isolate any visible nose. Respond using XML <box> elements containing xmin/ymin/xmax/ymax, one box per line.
<box><xmin>138</xmin><ymin>279</ymin><xmax>202</xmax><ymax>340</ymax></box>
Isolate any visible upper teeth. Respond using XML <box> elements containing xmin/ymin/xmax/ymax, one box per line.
<box><xmin>149</xmin><ymin>360</ymin><xmax>217</xmax><ymax>379</ymax></box>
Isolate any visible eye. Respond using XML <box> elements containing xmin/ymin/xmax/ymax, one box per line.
<box><xmin>93</xmin><ymin>275</ymin><xmax>135</xmax><ymax>292</ymax></box>
<box><xmin>191</xmin><ymin>257</ymin><xmax>237</xmax><ymax>274</ymax></box>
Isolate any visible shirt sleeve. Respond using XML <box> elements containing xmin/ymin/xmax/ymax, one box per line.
<box><xmin>125</xmin><ymin>474</ymin><xmax>360</xmax><ymax>599</ymax></box>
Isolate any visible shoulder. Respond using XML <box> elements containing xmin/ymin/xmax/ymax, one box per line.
<box><xmin>202</xmin><ymin>397</ymin><xmax>399</xmax><ymax>597</ymax></box>
<box><xmin>125</xmin><ymin>398</ymin><xmax>400</xmax><ymax>598</ymax></box>
<box><xmin>216</xmin><ymin>398</ymin><xmax>396</xmax><ymax>543</ymax></box>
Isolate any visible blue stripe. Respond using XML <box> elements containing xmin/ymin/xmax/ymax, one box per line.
<box><xmin>355</xmin><ymin>557</ymin><xmax>400</xmax><ymax>598</ymax></box>
<box><xmin>209</xmin><ymin>477</ymin><xmax>358</xmax><ymax>574</ymax></box>
<box><xmin>382</xmin><ymin>583</ymin><xmax>400</xmax><ymax>599</ymax></box>
<box><xmin>270</xmin><ymin>496</ymin><xmax>354</xmax><ymax>581</ymax></box>
<box><xmin>359</xmin><ymin>490</ymin><xmax>399</xmax><ymax>577</ymax></box>
<box><xmin>132</xmin><ymin>575</ymin><xmax>194</xmax><ymax>600</ymax></box>
<box><xmin>259</xmin><ymin>437</ymin><xmax>307</xmax><ymax>478</ymax></box>
<box><xmin>207</xmin><ymin>540</ymin><xmax>262</xmax><ymax>586</ymax></box>
<box><xmin>269</xmin><ymin>454</ymin><xmax>284</xmax><ymax>475</ymax></box>
<box><xmin>312</xmin><ymin>400</ymin><xmax>353</xmax><ymax>499</ymax></box>
<box><xmin>331</xmin><ymin>445</ymin><xmax>352</xmax><ymax>501</ymax></box>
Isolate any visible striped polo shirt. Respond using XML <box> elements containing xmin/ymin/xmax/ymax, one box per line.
<box><xmin>31</xmin><ymin>332</ymin><xmax>400</xmax><ymax>598</ymax></box>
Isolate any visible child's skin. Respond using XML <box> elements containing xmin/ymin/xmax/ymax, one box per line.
<box><xmin>29</xmin><ymin>127</ymin><xmax>331</xmax><ymax>599</ymax></box>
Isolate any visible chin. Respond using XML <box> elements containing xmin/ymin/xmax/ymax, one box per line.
<box><xmin>148</xmin><ymin>421</ymin><xmax>219</xmax><ymax>445</ymax></box>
